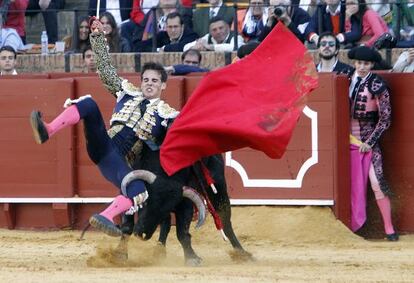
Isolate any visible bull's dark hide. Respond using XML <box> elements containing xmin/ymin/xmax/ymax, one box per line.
<box><xmin>134</xmin><ymin>177</ymin><xmax>183</xmax><ymax>240</ymax></box>
<box><xmin>129</xmin><ymin>144</ymin><xmax>191</xmax><ymax>239</ymax></box>
<box><xmin>123</xmin><ymin>144</ymin><xmax>252</xmax><ymax>263</ymax></box>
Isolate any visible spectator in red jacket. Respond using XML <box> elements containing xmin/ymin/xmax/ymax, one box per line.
<box><xmin>337</xmin><ymin>0</ymin><xmax>388</xmax><ymax>47</ymax></box>
<box><xmin>0</xmin><ymin>0</ymin><xmax>29</xmax><ymax>43</ymax></box>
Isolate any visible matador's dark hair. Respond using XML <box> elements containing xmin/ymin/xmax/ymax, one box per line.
<box><xmin>141</xmin><ymin>62</ymin><xmax>168</xmax><ymax>82</ymax></box>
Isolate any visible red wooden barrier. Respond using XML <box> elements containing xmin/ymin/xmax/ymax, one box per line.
<box><xmin>0</xmin><ymin>73</ymin><xmax>413</xmax><ymax>233</ymax></box>
<box><xmin>0</xmin><ymin>79</ymin><xmax>75</xmax><ymax>228</ymax></box>
<box><xmin>222</xmin><ymin>74</ymin><xmax>349</xmax><ymax>216</ymax></box>
<box><xmin>378</xmin><ymin>73</ymin><xmax>414</xmax><ymax>232</ymax></box>
<box><xmin>0</xmin><ymin>74</ymin><xmax>50</xmax><ymax>79</ymax></box>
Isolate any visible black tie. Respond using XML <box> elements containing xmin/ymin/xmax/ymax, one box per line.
<box><xmin>140</xmin><ymin>99</ymin><xmax>150</xmax><ymax>115</ymax></box>
<box><xmin>351</xmin><ymin>77</ymin><xmax>362</xmax><ymax>100</ymax></box>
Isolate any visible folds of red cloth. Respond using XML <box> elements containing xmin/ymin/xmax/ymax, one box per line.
<box><xmin>160</xmin><ymin>23</ymin><xmax>319</xmax><ymax>176</ymax></box>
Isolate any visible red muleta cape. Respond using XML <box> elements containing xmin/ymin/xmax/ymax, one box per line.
<box><xmin>161</xmin><ymin>23</ymin><xmax>319</xmax><ymax>176</ymax></box>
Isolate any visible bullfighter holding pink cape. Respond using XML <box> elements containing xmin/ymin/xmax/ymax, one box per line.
<box><xmin>347</xmin><ymin>46</ymin><xmax>398</xmax><ymax>241</ymax></box>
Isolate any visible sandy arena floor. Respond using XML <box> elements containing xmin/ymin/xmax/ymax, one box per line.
<box><xmin>0</xmin><ymin>206</ymin><xmax>413</xmax><ymax>283</ymax></box>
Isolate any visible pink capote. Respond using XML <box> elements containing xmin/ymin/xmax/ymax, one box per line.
<box><xmin>350</xmin><ymin>143</ymin><xmax>372</xmax><ymax>232</ymax></box>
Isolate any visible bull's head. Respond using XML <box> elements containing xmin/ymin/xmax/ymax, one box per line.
<box><xmin>121</xmin><ymin>170</ymin><xmax>206</xmax><ymax>240</ymax></box>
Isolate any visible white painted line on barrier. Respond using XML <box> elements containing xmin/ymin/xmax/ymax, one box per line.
<box><xmin>230</xmin><ymin>199</ymin><xmax>334</xmax><ymax>206</ymax></box>
<box><xmin>0</xmin><ymin>198</ymin><xmax>333</xmax><ymax>206</ymax></box>
<box><xmin>225</xmin><ymin>106</ymin><xmax>319</xmax><ymax>188</ymax></box>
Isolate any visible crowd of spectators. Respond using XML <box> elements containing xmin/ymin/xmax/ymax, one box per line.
<box><xmin>1</xmin><ymin>0</ymin><xmax>414</xmax><ymax>75</ymax></box>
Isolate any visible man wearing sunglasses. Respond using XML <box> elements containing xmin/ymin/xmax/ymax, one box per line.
<box><xmin>316</xmin><ymin>32</ymin><xmax>352</xmax><ymax>74</ymax></box>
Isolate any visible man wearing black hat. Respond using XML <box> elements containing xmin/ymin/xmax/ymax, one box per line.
<box><xmin>347</xmin><ymin>46</ymin><xmax>398</xmax><ymax>241</ymax></box>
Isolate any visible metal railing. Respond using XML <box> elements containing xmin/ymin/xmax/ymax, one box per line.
<box><xmin>1</xmin><ymin>2</ymin><xmax>412</xmax><ymax>52</ymax></box>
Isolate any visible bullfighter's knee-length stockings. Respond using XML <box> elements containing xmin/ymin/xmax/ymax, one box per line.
<box><xmin>100</xmin><ymin>195</ymin><xmax>133</xmax><ymax>223</ymax></box>
<box><xmin>44</xmin><ymin>105</ymin><xmax>80</xmax><ymax>137</ymax></box>
<box><xmin>369</xmin><ymin>164</ymin><xmax>395</xmax><ymax>235</ymax></box>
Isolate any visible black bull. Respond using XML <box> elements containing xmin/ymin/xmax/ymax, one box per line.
<box><xmin>119</xmin><ymin>144</ymin><xmax>253</xmax><ymax>264</ymax></box>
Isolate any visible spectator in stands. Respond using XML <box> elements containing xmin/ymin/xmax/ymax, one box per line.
<box><xmin>184</xmin><ymin>16</ymin><xmax>244</xmax><ymax>52</ymax></box>
<box><xmin>235</xmin><ymin>0</ymin><xmax>268</xmax><ymax>42</ymax></box>
<box><xmin>316</xmin><ymin>32</ymin><xmax>353</xmax><ymax>73</ymax></box>
<box><xmin>0</xmin><ymin>45</ymin><xmax>18</xmax><ymax>75</ymax></box>
<box><xmin>231</xmin><ymin>40</ymin><xmax>260</xmax><ymax>63</ymax></box>
<box><xmin>347</xmin><ymin>46</ymin><xmax>398</xmax><ymax>242</ymax></box>
<box><xmin>392</xmin><ymin>1</ymin><xmax>414</xmax><ymax>48</ymax></box>
<box><xmin>366</xmin><ymin>0</ymin><xmax>391</xmax><ymax>26</ymax></box>
<box><xmin>164</xmin><ymin>48</ymin><xmax>209</xmax><ymax>75</ymax></box>
<box><xmin>392</xmin><ymin>48</ymin><xmax>414</xmax><ymax>72</ymax></box>
<box><xmin>124</xmin><ymin>0</ymin><xmax>192</xmax><ymax>48</ymax></box>
<box><xmin>100</xmin><ymin>11</ymin><xmax>131</xmax><ymax>52</ymax></box>
<box><xmin>304</xmin><ymin>0</ymin><xmax>359</xmax><ymax>46</ymax></box>
<box><xmin>236</xmin><ymin>40</ymin><xmax>259</xmax><ymax>59</ymax></box>
<box><xmin>258</xmin><ymin>0</ymin><xmax>310</xmax><ymax>43</ymax></box>
<box><xmin>297</xmin><ymin>0</ymin><xmax>317</xmax><ymax>17</ymax></box>
<box><xmin>0</xmin><ymin>25</ymin><xmax>25</xmax><ymax>51</ymax></box>
<box><xmin>336</xmin><ymin>0</ymin><xmax>388</xmax><ymax>48</ymax></box>
<box><xmin>63</xmin><ymin>16</ymin><xmax>91</xmax><ymax>53</ymax></box>
<box><xmin>83</xmin><ymin>47</ymin><xmax>97</xmax><ymax>73</ymax></box>
<box><xmin>0</xmin><ymin>0</ymin><xmax>28</xmax><ymax>43</ymax></box>
<box><xmin>25</xmin><ymin>0</ymin><xmax>65</xmax><ymax>44</ymax></box>
<box><xmin>133</xmin><ymin>12</ymin><xmax>198</xmax><ymax>52</ymax></box>
<box><xmin>193</xmin><ymin>0</ymin><xmax>234</xmax><ymax>37</ymax></box>
<box><xmin>88</xmin><ymin>0</ymin><xmax>133</xmax><ymax>26</ymax></box>
<box><xmin>120</xmin><ymin>0</ymin><xmax>150</xmax><ymax>48</ymax></box>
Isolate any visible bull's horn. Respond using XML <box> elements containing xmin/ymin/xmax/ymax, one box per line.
<box><xmin>121</xmin><ymin>170</ymin><xmax>156</xmax><ymax>196</ymax></box>
<box><xmin>182</xmin><ymin>186</ymin><xmax>206</xmax><ymax>229</ymax></box>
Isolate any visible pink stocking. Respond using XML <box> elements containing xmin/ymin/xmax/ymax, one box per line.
<box><xmin>100</xmin><ymin>195</ymin><xmax>133</xmax><ymax>223</ymax></box>
<box><xmin>45</xmin><ymin>105</ymin><xmax>80</xmax><ymax>137</ymax></box>
<box><xmin>376</xmin><ymin>197</ymin><xmax>395</xmax><ymax>235</ymax></box>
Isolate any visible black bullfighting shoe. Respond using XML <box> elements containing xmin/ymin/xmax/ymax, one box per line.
<box><xmin>30</xmin><ymin>111</ymin><xmax>49</xmax><ymax>144</ymax></box>
<box><xmin>89</xmin><ymin>214</ymin><xmax>123</xmax><ymax>237</ymax></box>
<box><xmin>386</xmin><ymin>233</ymin><xmax>399</xmax><ymax>241</ymax></box>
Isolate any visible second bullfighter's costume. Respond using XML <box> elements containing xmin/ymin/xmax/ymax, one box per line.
<box><xmin>30</xmin><ymin>30</ymin><xmax>179</xmax><ymax>237</ymax></box>
<box><xmin>347</xmin><ymin>46</ymin><xmax>398</xmax><ymax>241</ymax></box>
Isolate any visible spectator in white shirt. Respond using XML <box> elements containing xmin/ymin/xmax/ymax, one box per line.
<box><xmin>192</xmin><ymin>0</ymin><xmax>234</xmax><ymax>37</ymax></box>
<box><xmin>184</xmin><ymin>16</ymin><xmax>244</xmax><ymax>52</ymax></box>
<box><xmin>392</xmin><ymin>49</ymin><xmax>414</xmax><ymax>72</ymax></box>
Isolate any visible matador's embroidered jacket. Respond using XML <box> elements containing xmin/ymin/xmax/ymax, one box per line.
<box><xmin>349</xmin><ymin>71</ymin><xmax>392</xmax><ymax>194</ymax></box>
<box><xmin>90</xmin><ymin>32</ymin><xmax>179</xmax><ymax>166</ymax></box>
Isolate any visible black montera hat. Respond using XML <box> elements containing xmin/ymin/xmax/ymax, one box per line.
<box><xmin>348</xmin><ymin>46</ymin><xmax>382</xmax><ymax>63</ymax></box>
